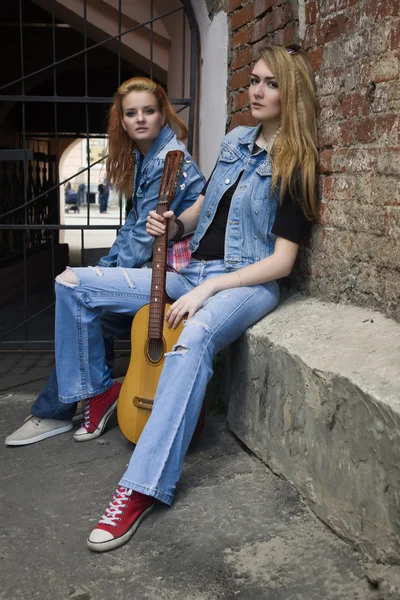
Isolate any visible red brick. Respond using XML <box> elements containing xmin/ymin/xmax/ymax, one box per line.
<box><xmin>306</xmin><ymin>0</ymin><xmax>318</xmax><ymax>24</ymax></box>
<box><xmin>233</xmin><ymin>90</ymin><xmax>250</xmax><ymax>111</ymax></box>
<box><xmin>233</xmin><ymin>28</ymin><xmax>251</xmax><ymax>48</ymax></box>
<box><xmin>231</xmin><ymin>4</ymin><xmax>254</xmax><ymax>31</ymax></box>
<box><xmin>272</xmin><ymin>28</ymin><xmax>285</xmax><ymax>45</ymax></box>
<box><xmin>375</xmin><ymin>114</ymin><xmax>398</xmax><ymax>137</ymax></box>
<box><xmin>308</xmin><ymin>47</ymin><xmax>323</xmax><ymax>71</ymax></box>
<box><xmin>391</xmin><ymin>20</ymin><xmax>400</xmax><ymax>50</ymax></box>
<box><xmin>326</xmin><ymin>0</ymin><xmax>350</xmax><ymax>12</ymax></box>
<box><xmin>317</xmin><ymin>14</ymin><xmax>347</xmax><ymax>45</ymax></box>
<box><xmin>232</xmin><ymin>46</ymin><xmax>252</xmax><ymax>69</ymax></box>
<box><xmin>338</xmin><ymin>120</ymin><xmax>355</xmax><ymax>146</ymax></box>
<box><xmin>359</xmin><ymin>60</ymin><xmax>373</xmax><ymax>87</ymax></box>
<box><xmin>231</xmin><ymin>65</ymin><xmax>252</xmax><ymax>90</ymax></box>
<box><xmin>365</xmin><ymin>0</ymin><xmax>400</xmax><ymax>21</ymax></box>
<box><xmin>230</xmin><ymin>0</ymin><xmax>243</xmax><ymax>12</ymax></box>
<box><xmin>229</xmin><ymin>110</ymin><xmax>258</xmax><ymax>130</ymax></box>
<box><xmin>283</xmin><ymin>2</ymin><xmax>294</xmax><ymax>23</ymax></box>
<box><xmin>303</xmin><ymin>23</ymin><xmax>316</xmax><ymax>50</ymax></box>
<box><xmin>319</xmin><ymin>122</ymin><xmax>340</xmax><ymax>147</ymax></box>
<box><xmin>251</xmin><ymin>14</ymin><xmax>272</xmax><ymax>43</ymax></box>
<box><xmin>271</xmin><ymin>6</ymin><xmax>284</xmax><ymax>30</ymax></box>
<box><xmin>353</xmin><ymin>118</ymin><xmax>375</xmax><ymax>143</ymax></box>
<box><xmin>321</xmin><ymin>176</ymin><xmax>333</xmax><ymax>200</ymax></box>
<box><xmin>341</xmin><ymin>94</ymin><xmax>369</xmax><ymax>119</ymax></box>
<box><xmin>283</xmin><ymin>22</ymin><xmax>296</xmax><ymax>45</ymax></box>
<box><xmin>319</xmin><ymin>203</ymin><xmax>329</xmax><ymax>225</ymax></box>
<box><xmin>319</xmin><ymin>150</ymin><xmax>333</xmax><ymax>174</ymax></box>
<box><xmin>252</xmin><ymin>39</ymin><xmax>269</xmax><ymax>60</ymax></box>
<box><xmin>254</xmin><ymin>0</ymin><xmax>275</xmax><ymax>18</ymax></box>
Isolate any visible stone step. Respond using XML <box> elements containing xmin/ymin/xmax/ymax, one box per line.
<box><xmin>222</xmin><ymin>293</ymin><xmax>400</xmax><ymax>564</ymax></box>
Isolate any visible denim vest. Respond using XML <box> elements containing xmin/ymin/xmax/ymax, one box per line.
<box><xmin>190</xmin><ymin>125</ymin><xmax>279</xmax><ymax>269</ymax></box>
<box><xmin>99</xmin><ymin>125</ymin><xmax>205</xmax><ymax>268</ymax></box>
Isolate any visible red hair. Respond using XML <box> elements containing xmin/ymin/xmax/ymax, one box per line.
<box><xmin>106</xmin><ymin>77</ymin><xmax>188</xmax><ymax>199</ymax></box>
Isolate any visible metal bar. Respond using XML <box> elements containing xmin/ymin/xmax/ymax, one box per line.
<box><xmin>150</xmin><ymin>0</ymin><xmax>153</xmax><ymax>80</ymax></box>
<box><xmin>0</xmin><ymin>95</ymin><xmax>192</xmax><ymax>104</ymax></box>
<box><xmin>117</xmin><ymin>0</ymin><xmax>122</xmax><ymax>86</ymax></box>
<box><xmin>182</xmin><ymin>9</ymin><xmax>186</xmax><ymax>98</ymax></box>
<box><xmin>0</xmin><ymin>7</ymin><xmax>183</xmax><ymax>91</ymax></box>
<box><xmin>183</xmin><ymin>0</ymin><xmax>198</xmax><ymax>155</ymax></box>
<box><xmin>0</xmin><ymin>155</ymin><xmax>108</xmax><ymax>219</ymax></box>
<box><xmin>52</xmin><ymin>0</ymin><xmax>60</xmax><ymax>242</ymax></box>
<box><xmin>0</xmin><ymin>149</ymin><xmax>34</xmax><ymax>160</ymax></box>
<box><xmin>19</xmin><ymin>0</ymin><xmax>28</xmax><ymax>344</ymax></box>
<box><xmin>83</xmin><ymin>0</ymin><xmax>91</xmax><ymax>227</ymax></box>
<box><xmin>0</xmin><ymin>225</ymin><xmax>122</xmax><ymax>230</ymax></box>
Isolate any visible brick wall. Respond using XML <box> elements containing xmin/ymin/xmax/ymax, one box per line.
<box><xmin>228</xmin><ymin>0</ymin><xmax>400</xmax><ymax>321</ymax></box>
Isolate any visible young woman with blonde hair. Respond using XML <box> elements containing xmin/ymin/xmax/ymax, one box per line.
<box><xmin>44</xmin><ymin>45</ymin><xmax>318</xmax><ymax>551</ymax></box>
<box><xmin>5</xmin><ymin>76</ymin><xmax>204</xmax><ymax>447</ymax></box>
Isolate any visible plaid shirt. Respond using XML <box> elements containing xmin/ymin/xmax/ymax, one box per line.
<box><xmin>167</xmin><ymin>236</ymin><xmax>193</xmax><ymax>272</ymax></box>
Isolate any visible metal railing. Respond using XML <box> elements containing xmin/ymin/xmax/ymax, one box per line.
<box><xmin>0</xmin><ymin>0</ymin><xmax>198</xmax><ymax>349</ymax></box>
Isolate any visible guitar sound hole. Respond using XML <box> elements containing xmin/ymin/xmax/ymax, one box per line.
<box><xmin>147</xmin><ymin>338</ymin><xmax>165</xmax><ymax>364</ymax></box>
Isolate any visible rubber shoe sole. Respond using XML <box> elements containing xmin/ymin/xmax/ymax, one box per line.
<box><xmin>73</xmin><ymin>400</ymin><xmax>118</xmax><ymax>442</ymax></box>
<box><xmin>5</xmin><ymin>423</ymin><xmax>73</xmax><ymax>446</ymax></box>
<box><xmin>87</xmin><ymin>504</ymin><xmax>154</xmax><ymax>552</ymax></box>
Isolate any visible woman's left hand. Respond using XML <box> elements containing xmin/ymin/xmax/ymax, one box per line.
<box><xmin>166</xmin><ymin>280</ymin><xmax>215</xmax><ymax>329</ymax></box>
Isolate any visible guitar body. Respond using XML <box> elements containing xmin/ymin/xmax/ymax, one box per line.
<box><xmin>117</xmin><ymin>303</ymin><xmax>183</xmax><ymax>444</ymax></box>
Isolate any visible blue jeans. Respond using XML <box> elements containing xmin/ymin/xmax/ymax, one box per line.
<box><xmin>31</xmin><ymin>311</ymin><xmax>133</xmax><ymax>420</ymax></box>
<box><xmin>55</xmin><ymin>261</ymin><xmax>279</xmax><ymax>504</ymax></box>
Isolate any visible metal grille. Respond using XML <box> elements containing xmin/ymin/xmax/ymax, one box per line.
<box><xmin>0</xmin><ymin>0</ymin><xmax>198</xmax><ymax>350</ymax></box>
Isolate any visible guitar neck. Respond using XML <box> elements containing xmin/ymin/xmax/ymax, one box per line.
<box><xmin>148</xmin><ymin>203</ymin><xmax>169</xmax><ymax>339</ymax></box>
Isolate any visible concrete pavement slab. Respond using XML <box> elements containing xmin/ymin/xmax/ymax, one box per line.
<box><xmin>0</xmin><ymin>392</ymin><xmax>380</xmax><ymax>600</ymax></box>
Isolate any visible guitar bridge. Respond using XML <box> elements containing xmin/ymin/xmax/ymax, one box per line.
<box><xmin>133</xmin><ymin>396</ymin><xmax>154</xmax><ymax>411</ymax></box>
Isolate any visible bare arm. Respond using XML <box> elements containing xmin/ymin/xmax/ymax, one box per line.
<box><xmin>146</xmin><ymin>194</ymin><xmax>205</xmax><ymax>240</ymax></box>
<box><xmin>166</xmin><ymin>236</ymin><xmax>299</xmax><ymax>328</ymax></box>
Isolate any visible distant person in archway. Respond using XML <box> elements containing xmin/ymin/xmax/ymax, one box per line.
<box><xmin>5</xmin><ymin>77</ymin><xmax>205</xmax><ymax>447</ymax></box>
<box><xmin>64</xmin><ymin>181</ymin><xmax>80</xmax><ymax>214</ymax></box>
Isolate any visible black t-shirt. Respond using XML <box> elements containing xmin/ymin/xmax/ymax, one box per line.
<box><xmin>192</xmin><ymin>148</ymin><xmax>308</xmax><ymax>261</ymax></box>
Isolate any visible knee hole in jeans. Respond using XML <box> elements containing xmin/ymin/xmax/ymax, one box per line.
<box><xmin>56</xmin><ymin>269</ymin><xmax>79</xmax><ymax>287</ymax></box>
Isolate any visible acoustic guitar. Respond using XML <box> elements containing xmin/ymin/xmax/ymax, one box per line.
<box><xmin>117</xmin><ymin>150</ymin><xmax>185</xmax><ymax>444</ymax></box>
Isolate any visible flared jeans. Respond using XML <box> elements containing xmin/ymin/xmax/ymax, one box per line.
<box><xmin>55</xmin><ymin>260</ymin><xmax>279</xmax><ymax>505</ymax></box>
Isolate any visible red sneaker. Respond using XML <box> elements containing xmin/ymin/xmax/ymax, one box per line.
<box><xmin>87</xmin><ymin>486</ymin><xmax>155</xmax><ymax>552</ymax></box>
<box><xmin>73</xmin><ymin>381</ymin><xmax>121</xmax><ymax>442</ymax></box>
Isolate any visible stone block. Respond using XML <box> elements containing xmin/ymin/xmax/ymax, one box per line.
<box><xmin>224</xmin><ymin>294</ymin><xmax>400</xmax><ymax>563</ymax></box>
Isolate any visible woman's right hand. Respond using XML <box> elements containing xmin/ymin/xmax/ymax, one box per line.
<box><xmin>146</xmin><ymin>210</ymin><xmax>177</xmax><ymax>239</ymax></box>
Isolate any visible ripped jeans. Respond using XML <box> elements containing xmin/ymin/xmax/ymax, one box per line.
<box><xmin>55</xmin><ymin>259</ymin><xmax>279</xmax><ymax>504</ymax></box>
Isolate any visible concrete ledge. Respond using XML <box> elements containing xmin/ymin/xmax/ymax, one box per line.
<box><xmin>224</xmin><ymin>293</ymin><xmax>400</xmax><ymax>563</ymax></box>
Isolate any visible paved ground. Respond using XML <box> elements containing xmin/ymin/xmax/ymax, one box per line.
<box><xmin>0</xmin><ymin>363</ymin><xmax>383</xmax><ymax>600</ymax></box>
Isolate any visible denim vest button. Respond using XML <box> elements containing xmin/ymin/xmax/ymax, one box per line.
<box><xmin>224</xmin><ymin>178</ymin><xmax>230</xmax><ymax>184</ymax></box>
<box><xmin>254</xmin><ymin>235</ymin><xmax>258</xmax><ymax>239</ymax></box>
<box><xmin>206</xmin><ymin>211</ymin><xmax>211</xmax><ymax>217</ymax></box>
<box><xmin>255</xmin><ymin>210</ymin><xmax>259</xmax><ymax>215</ymax></box>
<box><xmin>183</xmin><ymin>172</ymin><xmax>188</xmax><ymax>178</ymax></box>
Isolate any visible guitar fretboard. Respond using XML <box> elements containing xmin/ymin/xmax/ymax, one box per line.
<box><xmin>148</xmin><ymin>202</ymin><xmax>169</xmax><ymax>339</ymax></box>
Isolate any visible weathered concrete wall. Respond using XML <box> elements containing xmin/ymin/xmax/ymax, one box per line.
<box><xmin>223</xmin><ymin>294</ymin><xmax>400</xmax><ymax>563</ymax></box>
<box><xmin>227</xmin><ymin>0</ymin><xmax>400</xmax><ymax>321</ymax></box>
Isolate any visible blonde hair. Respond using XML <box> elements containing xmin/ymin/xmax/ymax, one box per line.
<box><xmin>106</xmin><ymin>77</ymin><xmax>188</xmax><ymax>199</ymax></box>
<box><xmin>258</xmin><ymin>46</ymin><xmax>319</xmax><ymax>221</ymax></box>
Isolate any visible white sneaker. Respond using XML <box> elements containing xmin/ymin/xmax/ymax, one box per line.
<box><xmin>5</xmin><ymin>415</ymin><xmax>73</xmax><ymax>446</ymax></box>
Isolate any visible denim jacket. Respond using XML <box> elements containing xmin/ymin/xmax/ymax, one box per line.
<box><xmin>190</xmin><ymin>125</ymin><xmax>279</xmax><ymax>269</ymax></box>
<box><xmin>99</xmin><ymin>126</ymin><xmax>205</xmax><ymax>268</ymax></box>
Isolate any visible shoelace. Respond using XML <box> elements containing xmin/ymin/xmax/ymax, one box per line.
<box><xmin>83</xmin><ymin>399</ymin><xmax>93</xmax><ymax>431</ymax></box>
<box><xmin>99</xmin><ymin>487</ymin><xmax>133</xmax><ymax>527</ymax></box>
